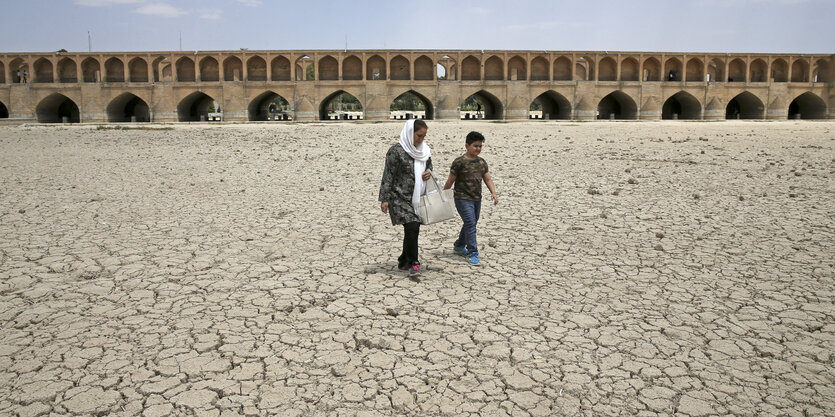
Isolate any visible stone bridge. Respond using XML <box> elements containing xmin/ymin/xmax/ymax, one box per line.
<box><xmin>0</xmin><ymin>50</ymin><xmax>832</xmax><ymax>122</ymax></box>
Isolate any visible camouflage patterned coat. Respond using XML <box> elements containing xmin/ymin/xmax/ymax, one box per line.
<box><xmin>378</xmin><ymin>143</ymin><xmax>433</xmax><ymax>225</ymax></box>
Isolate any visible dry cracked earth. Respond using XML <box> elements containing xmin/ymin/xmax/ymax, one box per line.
<box><xmin>0</xmin><ymin>121</ymin><xmax>833</xmax><ymax>417</ymax></box>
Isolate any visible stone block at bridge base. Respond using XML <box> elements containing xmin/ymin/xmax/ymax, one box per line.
<box><xmin>436</xmin><ymin>110</ymin><xmax>460</xmax><ymax>120</ymax></box>
<box><xmin>767</xmin><ymin>109</ymin><xmax>789</xmax><ymax>120</ymax></box>
<box><xmin>703</xmin><ymin>110</ymin><xmax>725</xmax><ymax>120</ymax></box>
<box><xmin>364</xmin><ymin>110</ymin><xmax>389</xmax><ymax>121</ymax></box>
<box><xmin>575</xmin><ymin>110</ymin><xmax>596</xmax><ymax>121</ymax></box>
<box><xmin>639</xmin><ymin>111</ymin><xmax>661</xmax><ymax>120</ymax></box>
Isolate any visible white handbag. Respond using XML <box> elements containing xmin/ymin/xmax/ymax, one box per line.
<box><xmin>417</xmin><ymin>170</ymin><xmax>457</xmax><ymax>225</ymax></box>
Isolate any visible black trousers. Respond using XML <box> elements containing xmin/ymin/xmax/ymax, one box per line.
<box><xmin>398</xmin><ymin>221</ymin><xmax>421</xmax><ymax>267</ymax></box>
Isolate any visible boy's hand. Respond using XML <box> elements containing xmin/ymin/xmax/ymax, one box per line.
<box><xmin>421</xmin><ymin>171</ymin><xmax>431</xmax><ymax>181</ymax></box>
<box><xmin>491</xmin><ymin>193</ymin><xmax>499</xmax><ymax>205</ymax></box>
<box><xmin>380</xmin><ymin>202</ymin><xmax>389</xmax><ymax>214</ymax></box>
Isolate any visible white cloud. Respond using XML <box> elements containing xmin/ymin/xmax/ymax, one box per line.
<box><xmin>200</xmin><ymin>9</ymin><xmax>223</xmax><ymax>20</ymax></box>
<box><xmin>133</xmin><ymin>2</ymin><xmax>189</xmax><ymax>17</ymax></box>
<box><xmin>237</xmin><ymin>0</ymin><xmax>263</xmax><ymax>5</ymax></box>
<box><xmin>75</xmin><ymin>0</ymin><xmax>140</xmax><ymax>6</ymax></box>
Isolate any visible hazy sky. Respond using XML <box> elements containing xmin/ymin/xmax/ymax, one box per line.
<box><xmin>0</xmin><ymin>0</ymin><xmax>833</xmax><ymax>54</ymax></box>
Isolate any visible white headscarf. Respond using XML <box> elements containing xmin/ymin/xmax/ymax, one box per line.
<box><xmin>398</xmin><ymin>120</ymin><xmax>431</xmax><ymax>213</ymax></box>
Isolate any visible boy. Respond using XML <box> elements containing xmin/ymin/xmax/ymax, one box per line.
<box><xmin>443</xmin><ymin>131</ymin><xmax>498</xmax><ymax>266</ymax></box>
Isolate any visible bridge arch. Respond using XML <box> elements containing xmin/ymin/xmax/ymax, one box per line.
<box><xmin>129</xmin><ymin>57</ymin><xmax>148</xmax><ymax>82</ymax></box>
<box><xmin>105</xmin><ymin>57</ymin><xmax>125</xmax><ymax>82</ymax></box>
<box><xmin>152</xmin><ymin>56</ymin><xmax>169</xmax><ymax>82</ymax></box>
<box><xmin>249</xmin><ymin>91</ymin><xmax>292</xmax><ymax>121</ymax></box>
<box><xmin>177</xmin><ymin>91</ymin><xmax>216</xmax><ymax>121</ymax></box>
<box><xmin>176</xmin><ymin>57</ymin><xmax>195</xmax><ymax>82</ymax></box>
<box><xmin>0</xmin><ymin>61</ymin><xmax>4</xmax><ymax>83</ymax></box>
<box><xmin>621</xmin><ymin>57</ymin><xmax>639</xmax><ymax>81</ymax></box>
<box><xmin>643</xmin><ymin>57</ymin><xmax>660</xmax><ymax>81</ymax></box>
<box><xmin>82</xmin><ymin>57</ymin><xmax>100</xmax><ymax>82</ymax></box>
<box><xmin>462</xmin><ymin>56</ymin><xmax>480</xmax><ymax>80</ymax></box>
<box><xmin>664</xmin><ymin>58</ymin><xmax>682</xmax><ymax>81</ymax></box>
<box><xmin>57</xmin><ymin>58</ymin><xmax>77</xmax><ymax>83</ymax></box>
<box><xmin>530</xmin><ymin>56</ymin><xmax>548</xmax><ymax>81</ymax></box>
<box><xmin>750</xmin><ymin>59</ymin><xmax>767</xmax><ymax>82</ymax></box>
<box><xmin>813</xmin><ymin>59</ymin><xmax>831</xmax><ymax>82</ymax></box>
<box><xmin>597</xmin><ymin>90</ymin><xmax>637</xmax><ymax>119</ymax></box>
<box><xmin>728</xmin><ymin>59</ymin><xmax>745</xmax><ymax>82</ymax></box>
<box><xmin>788</xmin><ymin>92</ymin><xmax>826</xmax><ymax>119</ymax></box>
<box><xmin>531</xmin><ymin>91</ymin><xmax>571</xmax><ymax>120</ymax></box>
<box><xmin>707</xmin><ymin>58</ymin><xmax>724</xmax><ymax>82</ymax></box>
<box><xmin>598</xmin><ymin>57</ymin><xmax>616</xmax><ymax>81</ymax></box>
<box><xmin>390</xmin><ymin>55</ymin><xmax>410</xmax><ymax>80</ymax></box>
<box><xmin>224</xmin><ymin>57</ymin><xmax>243</xmax><ymax>81</ymax></box>
<box><xmin>484</xmin><ymin>56</ymin><xmax>503</xmax><ymax>80</ymax></box>
<box><xmin>662</xmin><ymin>91</ymin><xmax>702</xmax><ymax>119</ymax></box>
<box><xmin>9</xmin><ymin>58</ymin><xmax>28</xmax><ymax>83</ymax></box>
<box><xmin>507</xmin><ymin>55</ymin><xmax>526</xmax><ymax>81</ymax></box>
<box><xmin>271</xmin><ymin>56</ymin><xmax>291</xmax><ymax>81</ymax></box>
<box><xmin>247</xmin><ymin>56</ymin><xmax>267</xmax><ymax>81</ymax></box>
<box><xmin>33</xmin><ymin>58</ymin><xmax>53</xmax><ymax>83</ymax></box>
<box><xmin>414</xmin><ymin>55</ymin><xmax>434</xmax><ymax>80</ymax></box>
<box><xmin>342</xmin><ymin>55</ymin><xmax>362</xmax><ymax>80</ymax></box>
<box><xmin>771</xmin><ymin>58</ymin><xmax>788</xmax><ymax>82</ymax></box>
<box><xmin>319</xmin><ymin>90</ymin><xmax>364</xmax><ymax>120</ymax></box>
<box><xmin>553</xmin><ymin>56</ymin><xmax>571</xmax><ymax>80</ymax></box>
<box><xmin>366</xmin><ymin>55</ymin><xmax>386</xmax><ymax>80</ymax></box>
<box><xmin>686</xmin><ymin>58</ymin><xmax>703</xmax><ymax>81</ymax></box>
<box><xmin>36</xmin><ymin>93</ymin><xmax>80</xmax><ymax>123</ymax></box>
<box><xmin>390</xmin><ymin>89</ymin><xmax>434</xmax><ymax>120</ymax></box>
<box><xmin>460</xmin><ymin>90</ymin><xmax>503</xmax><ymax>120</ymax></box>
<box><xmin>726</xmin><ymin>91</ymin><xmax>764</xmax><ymax>119</ymax></box>
<box><xmin>0</xmin><ymin>100</ymin><xmax>8</xmax><ymax>118</ymax></box>
<box><xmin>791</xmin><ymin>59</ymin><xmax>809</xmax><ymax>82</ymax></box>
<box><xmin>107</xmin><ymin>92</ymin><xmax>150</xmax><ymax>122</ymax></box>
<box><xmin>199</xmin><ymin>57</ymin><xmax>219</xmax><ymax>82</ymax></box>
<box><xmin>318</xmin><ymin>55</ymin><xmax>338</xmax><ymax>80</ymax></box>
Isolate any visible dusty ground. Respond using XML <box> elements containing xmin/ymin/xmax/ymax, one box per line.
<box><xmin>0</xmin><ymin>121</ymin><xmax>833</xmax><ymax>417</ymax></box>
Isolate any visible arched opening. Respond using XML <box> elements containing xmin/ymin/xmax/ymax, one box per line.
<box><xmin>750</xmin><ymin>59</ymin><xmax>767</xmax><ymax>82</ymax></box>
<box><xmin>248</xmin><ymin>91</ymin><xmax>292</xmax><ymax>121</ymax></box>
<box><xmin>342</xmin><ymin>56</ymin><xmax>362</xmax><ymax>80</ymax></box>
<box><xmin>247</xmin><ymin>56</ymin><xmax>267</xmax><ymax>81</ymax></box>
<box><xmin>151</xmin><ymin>56</ymin><xmax>168</xmax><ymax>82</ymax></box>
<box><xmin>414</xmin><ymin>55</ymin><xmax>433</xmax><ymax>80</ymax></box>
<box><xmin>707</xmin><ymin>58</ymin><xmax>724</xmax><ymax>83</ymax></box>
<box><xmin>0</xmin><ymin>61</ymin><xmax>5</xmax><ymax>83</ymax></box>
<box><xmin>813</xmin><ymin>59</ymin><xmax>831</xmax><ymax>82</ymax></box>
<box><xmin>57</xmin><ymin>58</ymin><xmax>77</xmax><ymax>83</ymax></box>
<box><xmin>725</xmin><ymin>92</ymin><xmax>764</xmax><ymax>119</ymax></box>
<box><xmin>33</xmin><ymin>58</ymin><xmax>53</xmax><ymax>83</ymax></box>
<box><xmin>0</xmin><ymin>101</ymin><xmax>9</xmax><ymax>118</ymax></box>
<box><xmin>9</xmin><ymin>58</ymin><xmax>28</xmax><ymax>84</ymax></box>
<box><xmin>128</xmin><ymin>57</ymin><xmax>148</xmax><ymax>83</ymax></box>
<box><xmin>662</xmin><ymin>91</ymin><xmax>701</xmax><ymax>120</ymax></box>
<box><xmin>597</xmin><ymin>91</ymin><xmax>638</xmax><ymax>120</ymax></box>
<box><xmin>530</xmin><ymin>91</ymin><xmax>571</xmax><ymax>120</ymax></box>
<box><xmin>319</xmin><ymin>90</ymin><xmax>363</xmax><ymax>120</ymax></box>
<box><xmin>620</xmin><ymin>57</ymin><xmax>639</xmax><ymax>81</ymax></box>
<box><xmin>177</xmin><ymin>92</ymin><xmax>216</xmax><ymax>122</ymax></box>
<box><xmin>484</xmin><ymin>56</ymin><xmax>503</xmax><ymax>80</ymax></box>
<box><xmin>176</xmin><ymin>57</ymin><xmax>195</xmax><ymax>82</ymax></box>
<box><xmin>318</xmin><ymin>55</ymin><xmax>338</xmax><ymax>80</ymax></box>
<box><xmin>295</xmin><ymin>56</ymin><xmax>314</xmax><ymax>81</ymax></box>
<box><xmin>390</xmin><ymin>90</ymin><xmax>433</xmax><ymax>120</ymax></box>
<box><xmin>461</xmin><ymin>56</ymin><xmax>480</xmax><ymax>80</ymax></box>
<box><xmin>686</xmin><ymin>58</ymin><xmax>703</xmax><ymax>82</ymax></box>
<box><xmin>366</xmin><ymin>55</ymin><xmax>385</xmax><ymax>80</ymax></box>
<box><xmin>390</xmin><ymin>55</ymin><xmax>410</xmax><ymax>80</ymax></box>
<box><xmin>530</xmin><ymin>56</ymin><xmax>548</xmax><ymax>81</ymax></box>
<box><xmin>199</xmin><ymin>57</ymin><xmax>219</xmax><ymax>82</ymax></box>
<box><xmin>105</xmin><ymin>57</ymin><xmax>125</xmax><ymax>82</ymax></box>
<box><xmin>271</xmin><ymin>56</ymin><xmax>291</xmax><ymax>81</ymax></box>
<box><xmin>579</xmin><ymin>56</ymin><xmax>595</xmax><ymax>80</ymax></box>
<box><xmin>728</xmin><ymin>59</ymin><xmax>745</xmax><ymax>82</ymax></box>
<box><xmin>507</xmin><ymin>56</ymin><xmax>526</xmax><ymax>81</ymax></box>
<box><xmin>598</xmin><ymin>57</ymin><xmax>616</xmax><ymax>81</ymax></box>
<box><xmin>554</xmin><ymin>56</ymin><xmax>571</xmax><ymax>80</ymax></box>
<box><xmin>643</xmin><ymin>57</ymin><xmax>660</xmax><ymax>81</ymax></box>
<box><xmin>107</xmin><ymin>93</ymin><xmax>150</xmax><ymax>122</ymax></box>
<box><xmin>664</xmin><ymin>58</ymin><xmax>682</xmax><ymax>81</ymax></box>
<box><xmin>224</xmin><ymin>57</ymin><xmax>243</xmax><ymax>81</ymax></box>
<box><xmin>438</xmin><ymin>56</ymin><xmax>456</xmax><ymax>80</ymax></box>
<box><xmin>791</xmin><ymin>59</ymin><xmax>809</xmax><ymax>82</ymax></box>
<box><xmin>460</xmin><ymin>90</ymin><xmax>503</xmax><ymax>120</ymax></box>
<box><xmin>36</xmin><ymin>93</ymin><xmax>80</xmax><ymax>123</ymax></box>
<box><xmin>771</xmin><ymin>59</ymin><xmax>788</xmax><ymax>82</ymax></box>
<box><xmin>82</xmin><ymin>57</ymin><xmax>100</xmax><ymax>83</ymax></box>
<box><xmin>436</xmin><ymin>64</ymin><xmax>447</xmax><ymax>80</ymax></box>
<box><xmin>788</xmin><ymin>92</ymin><xmax>827</xmax><ymax>119</ymax></box>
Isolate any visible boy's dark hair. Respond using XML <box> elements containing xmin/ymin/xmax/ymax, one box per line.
<box><xmin>413</xmin><ymin>119</ymin><xmax>428</xmax><ymax>131</ymax></box>
<box><xmin>466</xmin><ymin>131</ymin><xmax>485</xmax><ymax>145</ymax></box>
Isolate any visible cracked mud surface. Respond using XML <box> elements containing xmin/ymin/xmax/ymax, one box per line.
<box><xmin>0</xmin><ymin>121</ymin><xmax>833</xmax><ymax>416</ymax></box>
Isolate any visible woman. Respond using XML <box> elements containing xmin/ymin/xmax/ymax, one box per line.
<box><xmin>379</xmin><ymin>119</ymin><xmax>432</xmax><ymax>277</ymax></box>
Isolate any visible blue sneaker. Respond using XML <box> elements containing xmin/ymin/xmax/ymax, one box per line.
<box><xmin>466</xmin><ymin>253</ymin><xmax>480</xmax><ymax>266</ymax></box>
<box><xmin>453</xmin><ymin>246</ymin><xmax>469</xmax><ymax>257</ymax></box>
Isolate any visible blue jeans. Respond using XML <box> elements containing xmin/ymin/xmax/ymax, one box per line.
<box><xmin>454</xmin><ymin>199</ymin><xmax>481</xmax><ymax>255</ymax></box>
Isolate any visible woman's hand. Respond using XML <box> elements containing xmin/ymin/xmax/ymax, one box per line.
<box><xmin>380</xmin><ymin>202</ymin><xmax>389</xmax><ymax>214</ymax></box>
<box><xmin>422</xmin><ymin>170</ymin><xmax>431</xmax><ymax>181</ymax></box>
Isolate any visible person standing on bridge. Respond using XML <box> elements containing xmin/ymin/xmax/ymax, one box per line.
<box><xmin>379</xmin><ymin>119</ymin><xmax>433</xmax><ymax>278</ymax></box>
